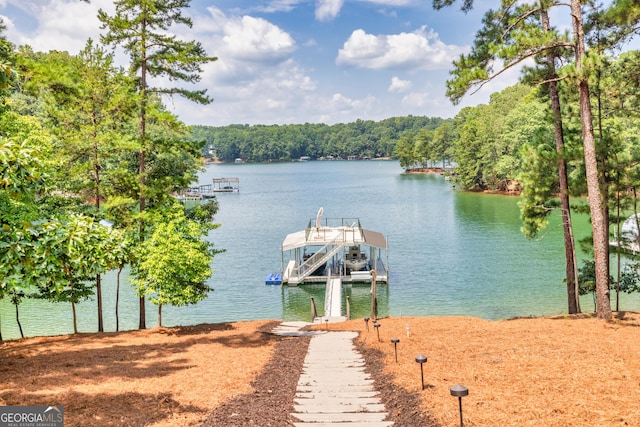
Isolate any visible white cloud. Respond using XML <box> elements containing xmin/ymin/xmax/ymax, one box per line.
<box><xmin>316</xmin><ymin>0</ymin><xmax>344</xmax><ymax>22</ymax></box>
<box><xmin>388</xmin><ymin>76</ymin><xmax>412</xmax><ymax>92</ymax></box>
<box><xmin>190</xmin><ymin>7</ymin><xmax>302</xmax><ymax>87</ymax></box>
<box><xmin>3</xmin><ymin>0</ymin><xmax>112</xmax><ymax>53</ymax></box>
<box><xmin>336</xmin><ymin>26</ymin><xmax>466</xmax><ymax>70</ymax></box>
<box><xmin>168</xmin><ymin>57</ymin><xmax>321</xmax><ymax>125</ymax></box>
<box><xmin>222</xmin><ymin>15</ymin><xmax>296</xmax><ymax>62</ymax></box>
<box><xmin>360</xmin><ymin>0</ymin><xmax>412</xmax><ymax>5</ymax></box>
<box><xmin>402</xmin><ymin>92</ymin><xmax>431</xmax><ymax>108</ymax></box>
<box><xmin>257</xmin><ymin>0</ymin><xmax>304</xmax><ymax>13</ymax></box>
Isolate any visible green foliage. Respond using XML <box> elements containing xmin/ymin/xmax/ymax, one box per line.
<box><xmin>131</xmin><ymin>205</ymin><xmax>222</xmax><ymax>325</ymax></box>
<box><xmin>577</xmin><ymin>259</ymin><xmax>597</xmax><ymax>297</ymax></box>
<box><xmin>195</xmin><ymin>116</ymin><xmax>446</xmax><ymax>163</ymax></box>
<box><xmin>0</xmin><ymin>139</ymin><xmax>46</xmax><ymax>197</ymax></box>
<box><xmin>518</xmin><ymin>142</ymin><xmax>558</xmax><ymax>238</ymax></box>
<box><xmin>449</xmin><ymin>84</ymin><xmax>536</xmax><ymax>190</ymax></box>
<box><xmin>185</xmin><ymin>199</ymin><xmax>219</xmax><ymax>224</ymax></box>
<box><xmin>578</xmin><ymin>259</ymin><xmax>640</xmax><ymax>304</ymax></box>
<box><xmin>394</xmin><ymin>132</ymin><xmax>418</xmax><ymax>169</ymax></box>
<box><xmin>33</xmin><ymin>215</ymin><xmax>111</xmax><ymax>300</ymax></box>
<box><xmin>98</xmin><ymin>0</ymin><xmax>216</xmax><ymax>105</ymax></box>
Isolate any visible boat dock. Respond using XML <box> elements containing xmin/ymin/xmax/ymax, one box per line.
<box><xmin>176</xmin><ymin>184</ymin><xmax>217</xmax><ymax>201</ymax></box>
<box><xmin>280</xmin><ymin>208</ymin><xmax>389</xmax><ymax>286</ymax></box>
<box><xmin>213</xmin><ymin>177</ymin><xmax>239</xmax><ymax>192</ymax></box>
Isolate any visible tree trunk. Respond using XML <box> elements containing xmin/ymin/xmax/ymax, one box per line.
<box><xmin>116</xmin><ymin>268</ymin><xmax>122</xmax><ymax>332</ymax></box>
<box><xmin>571</xmin><ymin>0</ymin><xmax>611</xmax><ymax>320</ymax></box>
<box><xmin>14</xmin><ymin>299</ymin><xmax>23</xmax><ymax>339</ymax></box>
<box><xmin>158</xmin><ymin>303</ymin><xmax>162</xmax><ymax>327</ymax></box>
<box><xmin>72</xmin><ymin>300</ymin><xmax>78</xmax><ymax>334</ymax></box>
<box><xmin>542</xmin><ymin>8</ymin><xmax>580</xmax><ymax>314</ymax></box>
<box><xmin>97</xmin><ymin>273</ymin><xmax>103</xmax><ymax>332</ymax></box>
<box><xmin>595</xmin><ymin>33</ymin><xmax>611</xmax><ymax>314</ymax></box>
<box><xmin>616</xmin><ymin>189</ymin><xmax>621</xmax><ymax>311</ymax></box>
<box><xmin>94</xmin><ymin>130</ymin><xmax>104</xmax><ymax>332</ymax></box>
<box><xmin>138</xmin><ymin>17</ymin><xmax>149</xmax><ymax>331</ymax></box>
<box><xmin>634</xmin><ymin>188</ymin><xmax>640</xmax><ymax>249</ymax></box>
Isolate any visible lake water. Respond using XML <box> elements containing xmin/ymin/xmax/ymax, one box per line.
<box><xmin>2</xmin><ymin>160</ymin><xmax>639</xmax><ymax>340</ymax></box>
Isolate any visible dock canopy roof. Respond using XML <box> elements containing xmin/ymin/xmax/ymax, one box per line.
<box><xmin>281</xmin><ymin>227</ymin><xmax>387</xmax><ymax>252</ymax></box>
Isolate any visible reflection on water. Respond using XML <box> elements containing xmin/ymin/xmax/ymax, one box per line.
<box><xmin>281</xmin><ymin>284</ymin><xmax>389</xmax><ymax>321</ymax></box>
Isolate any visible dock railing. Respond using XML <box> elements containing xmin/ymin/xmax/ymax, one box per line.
<box><xmin>289</xmin><ymin>234</ymin><xmax>345</xmax><ymax>283</ymax></box>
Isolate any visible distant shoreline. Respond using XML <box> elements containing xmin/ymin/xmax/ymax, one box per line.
<box><xmin>203</xmin><ymin>157</ymin><xmax>394</xmax><ymax>164</ymax></box>
<box><xmin>403</xmin><ymin>167</ymin><xmax>446</xmax><ymax>174</ymax></box>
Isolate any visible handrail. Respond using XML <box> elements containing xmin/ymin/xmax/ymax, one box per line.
<box><xmin>290</xmin><ymin>232</ymin><xmax>345</xmax><ymax>280</ymax></box>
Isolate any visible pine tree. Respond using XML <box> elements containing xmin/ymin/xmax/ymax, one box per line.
<box><xmin>99</xmin><ymin>0</ymin><xmax>217</xmax><ymax>328</ymax></box>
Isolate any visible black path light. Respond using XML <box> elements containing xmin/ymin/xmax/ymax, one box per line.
<box><xmin>450</xmin><ymin>384</ymin><xmax>469</xmax><ymax>427</ymax></box>
<box><xmin>391</xmin><ymin>338</ymin><xmax>400</xmax><ymax>363</ymax></box>
<box><xmin>373</xmin><ymin>321</ymin><xmax>381</xmax><ymax>342</ymax></box>
<box><xmin>364</xmin><ymin>317</ymin><xmax>370</xmax><ymax>331</ymax></box>
<box><xmin>415</xmin><ymin>354</ymin><xmax>428</xmax><ymax>390</ymax></box>
<box><xmin>325</xmin><ymin>318</ymin><xmax>329</xmax><ymax>330</ymax></box>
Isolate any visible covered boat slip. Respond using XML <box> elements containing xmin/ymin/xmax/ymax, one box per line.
<box><xmin>212</xmin><ymin>177</ymin><xmax>240</xmax><ymax>192</ymax></box>
<box><xmin>281</xmin><ymin>214</ymin><xmax>389</xmax><ymax>286</ymax></box>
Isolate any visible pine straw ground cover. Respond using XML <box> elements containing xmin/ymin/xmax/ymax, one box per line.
<box><xmin>2</xmin><ymin>314</ymin><xmax>640</xmax><ymax>426</ymax></box>
<box><xmin>0</xmin><ymin>320</ymin><xmax>281</xmax><ymax>427</ymax></box>
<box><xmin>326</xmin><ymin>312</ymin><xmax>640</xmax><ymax>426</ymax></box>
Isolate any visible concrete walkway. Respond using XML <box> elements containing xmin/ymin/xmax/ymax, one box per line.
<box><xmin>289</xmin><ymin>330</ymin><xmax>393</xmax><ymax>427</ymax></box>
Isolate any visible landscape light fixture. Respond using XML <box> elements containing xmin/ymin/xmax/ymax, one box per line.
<box><xmin>450</xmin><ymin>384</ymin><xmax>469</xmax><ymax>427</ymax></box>
<box><xmin>373</xmin><ymin>321</ymin><xmax>381</xmax><ymax>342</ymax></box>
<box><xmin>391</xmin><ymin>338</ymin><xmax>400</xmax><ymax>363</ymax></box>
<box><xmin>364</xmin><ymin>317</ymin><xmax>370</xmax><ymax>331</ymax></box>
<box><xmin>415</xmin><ymin>354</ymin><xmax>428</xmax><ymax>390</ymax></box>
<box><xmin>325</xmin><ymin>318</ymin><xmax>329</xmax><ymax>330</ymax></box>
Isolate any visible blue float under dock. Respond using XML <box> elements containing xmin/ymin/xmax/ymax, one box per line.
<box><xmin>265</xmin><ymin>272</ymin><xmax>282</xmax><ymax>285</ymax></box>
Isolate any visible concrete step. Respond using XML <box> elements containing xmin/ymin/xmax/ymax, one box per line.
<box><xmin>293</xmin><ymin>423</ymin><xmax>393</xmax><ymax>427</ymax></box>
<box><xmin>293</xmin><ymin>403</ymin><xmax>388</xmax><ymax>413</ymax></box>
<box><xmin>291</xmin><ymin>330</ymin><xmax>392</xmax><ymax>425</ymax></box>
<box><xmin>292</xmin><ymin>412</ymin><xmax>390</xmax><ymax>423</ymax></box>
<box><xmin>295</xmin><ymin>390</ymin><xmax>381</xmax><ymax>399</ymax></box>
<box><xmin>295</xmin><ymin>397</ymin><xmax>383</xmax><ymax>405</ymax></box>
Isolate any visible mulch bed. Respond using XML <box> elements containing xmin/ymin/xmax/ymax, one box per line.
<box><xmin>197</xmin><ymin>331</ymin><xmax>311</xmax><ymax>426</ymax></box>
<box><xmin>356</xmin><ymin>341</ymin><xmax>440</xmax><ymax>427</ymax></box>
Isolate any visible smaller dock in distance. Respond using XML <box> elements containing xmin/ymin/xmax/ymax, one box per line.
<box><xmin>213</xmin><ymin>177</ymin><xmax>240</xmax><ymax>193</ymax></box>
<box><xmin>177</xmin><ymin>184</ymin><xmax>217</xmax><ymax>201</ymax></box>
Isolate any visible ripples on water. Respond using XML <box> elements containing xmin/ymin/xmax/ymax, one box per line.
<box><xmin>3</xmin><ymin>160</ymin><xmax>639</xmax><ymax>339</ymax></box>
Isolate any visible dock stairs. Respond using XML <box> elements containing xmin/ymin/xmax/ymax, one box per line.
<box><xmin>272</xmin><ymin>323</ymin><xmax>393</xmax><ymax>426</ymax></box>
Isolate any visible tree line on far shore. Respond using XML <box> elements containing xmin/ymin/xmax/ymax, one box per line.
<box><xmin>192</xmin><ymin>116</ymin><xmax>446</xmax><ymax>163</ymax></box>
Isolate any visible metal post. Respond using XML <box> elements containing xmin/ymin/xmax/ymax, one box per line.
<box><xmin>391</xmin><ymin>338</ymin><xmax>399</xmax><ymax>363</ymax></box>
<box><xmin>415</xmin><ymin>355</ymin><xmax>427</xmax><ymax>390</ymax></box>
<box><xmin>450</xmin><ymin>384</ymin><xmax>468</xmax><ymax>427</ymax></box>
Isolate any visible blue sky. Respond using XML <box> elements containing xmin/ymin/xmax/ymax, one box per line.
<box><xmin>0</xmin><ymin>0</ymin><xmax>526</xmax><ymax>126</ymax></box>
